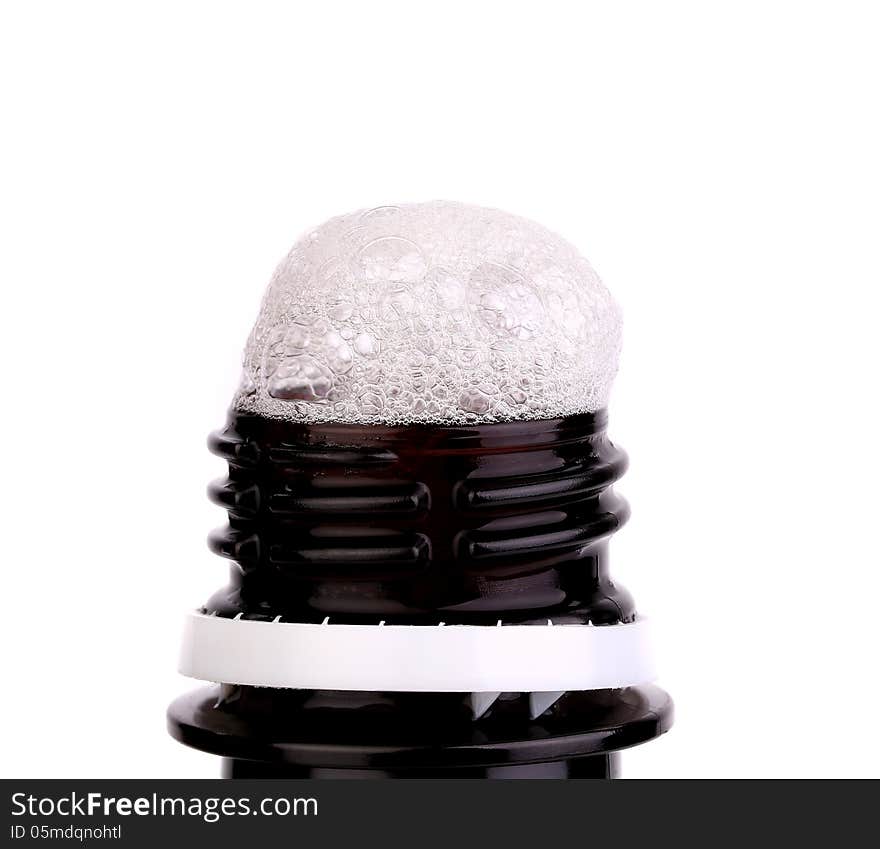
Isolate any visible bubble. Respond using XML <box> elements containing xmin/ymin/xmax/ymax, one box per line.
<box><xmin>469</xmin><ymin>263</ymin><xmax>544</xmax><ymax>341</ymax></box>
<box><xmin>358</xmin><ymin>237</ymin><xmax>427</xmax><ymax>282</ymax></box>
<box><xmin>313</xmin><ymin>257</ymin><xmax>345</xmax><ymax>290</ymax></box>
<box><xmin>239</xmin><ymin>369</ymin><xmax>256</xmax><ymax>395</ymax></box>
<box><xmin>284</xmin><ymin>323</ymin><xmax>311</xmax><ymax>351</ymax></box>
<box><xmin>235</xmin><ymin>201</ymin><xmax>621</xmax><ymax>425</ymax></box>
<box><xmin>358</xmin><ymin>389</ymin><xmax>385</xmax><ymax>415</ymax></box>
<box><xmin>322</xmin><ymin>331</ymin><xmax>353</xmax><ymax>374</ymax></box>
<box><xmin>329</xmin><ymin>301</ymin><xmax>354</xmax><ymax>322</ymax></box>
<box><xmin>353</xmin><ymin>332</ymin><xmax>380</xmax><ymax>357</ymax></box>
<box><xmin>378</xmin><ymin>282</ymin><xmax>418</xmax><ymax>322</ymax></box>
<box><xmin>359</xmin><ymin>205</ymin><xmax>402</xmax><ymax>229</ymax></box>
<box><xmin>268</xmin><ymin>356</ymin><xmax>333</xmax><ymax>401</ymax></box>
<box><xmin>458</xmin><ymin>388</ymin><xmax>491</xmax><ymax>415</ymax></box>
<box><xmin>429</xmin><ymin>267</ymin><xmax>468</xmax><ymax>313</ymax></box>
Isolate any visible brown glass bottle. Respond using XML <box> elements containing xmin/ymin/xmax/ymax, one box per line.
<box><xmin>167</xmin><ymin>410</ymin><xmax>672</xmax><ymax>777</ymax></box>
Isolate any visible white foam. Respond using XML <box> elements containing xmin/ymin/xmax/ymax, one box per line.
<box><xmin>235</xmin><ymin>201</ymin><xmax>621</xmax><ymax>425</ymax></box>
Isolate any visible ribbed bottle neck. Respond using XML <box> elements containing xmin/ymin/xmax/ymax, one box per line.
<box><xmin>204</xmin><ymin>410</ymin><xmax>634</xmax><ymax>626</ymax></box>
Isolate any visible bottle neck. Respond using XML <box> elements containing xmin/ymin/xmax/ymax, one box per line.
<box><xmin>205</xmin><ymin>410</ymin><xmax>633</xmax><ymax>626</ymax></box>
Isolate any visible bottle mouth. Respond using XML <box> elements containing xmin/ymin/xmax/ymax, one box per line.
<box><xmin>214</xmin><ymin>408</ymin><xmax>610</xmax><ymax>452</ymax></box>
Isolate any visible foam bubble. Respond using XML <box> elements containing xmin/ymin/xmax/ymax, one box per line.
<box><xmin>235</xmin><ymin>201</ymin><xmax>622</xmax><ymax>425</ymax></box>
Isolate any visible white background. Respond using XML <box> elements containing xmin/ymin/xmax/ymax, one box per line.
<box><xmin>2</xmin><ymin>1</ymin><xmax>878</xmax><ymax>778</ymax></box>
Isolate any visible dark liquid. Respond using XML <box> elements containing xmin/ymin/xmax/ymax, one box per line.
<box><xmin>167</xmin><ymin>410</ymin><xmax>672</xmax><ymax>777</ymax></box>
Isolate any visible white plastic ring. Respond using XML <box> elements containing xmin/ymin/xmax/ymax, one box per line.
<box><xmin>179</xmin><ymin>611</ymin><xmax>656</xmax><ymax>692</ymax></box>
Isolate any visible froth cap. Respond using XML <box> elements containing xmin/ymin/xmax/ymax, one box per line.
<box><xmin>236</xmin><ymin>201</ymin><xmax>622</xmax><ymax>425</ymax></box>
